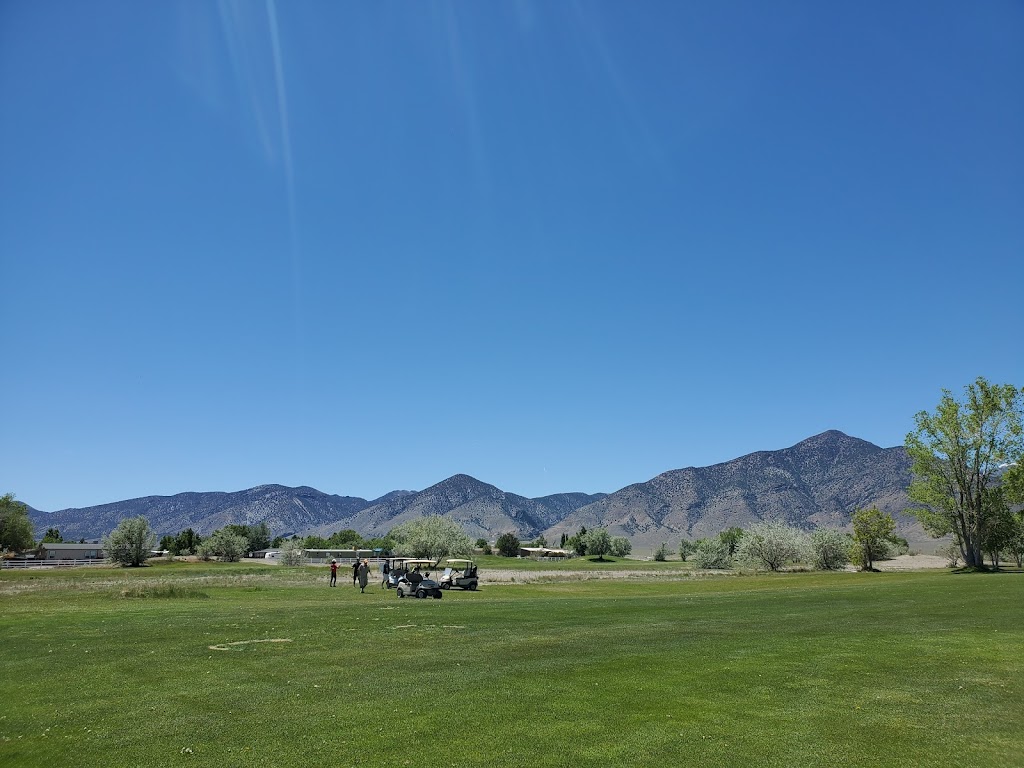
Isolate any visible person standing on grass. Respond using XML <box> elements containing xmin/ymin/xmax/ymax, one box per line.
<box><xmin>329</xmin><ymin>559</ymin><xmax>338</xmax><ymax>587</ymax></box>
<box><xmin>357</xmin><ymin>558</ymin><xmax>370</xmax><ymax>593</ymax></box>
<box><xmin>352</xmin><ymin>559</ymin><xmax>360</xmax><ymax>587</ymax></box>
<box><xmin>380</xmin><ymin>558</ymin><xmax>390</xmax><ymax>588</ymax></box>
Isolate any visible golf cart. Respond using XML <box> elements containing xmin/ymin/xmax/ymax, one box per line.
<box><xmin>438</xmin><ymin>558</ymin><xmax>478</xmax><ymax>591</ymax></box>
<box><xmin>384</xmin><ymin>557</ymin><xmax>412</xmax><ymax>590</ymax></box>
<box><xmin>395</xmin><ymin>559</ymin><xmax>443</xmax><ymax>599</ymax></box>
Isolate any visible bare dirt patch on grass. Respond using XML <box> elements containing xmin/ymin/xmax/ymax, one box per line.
<box><xmin>481</xmin><ymin>568</ymin><xmax>707</xmax><ymax>584</ymax></box>
<box><xmin>873</xmin><ymin>554</ymin><xmax>949</xmax><ymax>571</ymax></box>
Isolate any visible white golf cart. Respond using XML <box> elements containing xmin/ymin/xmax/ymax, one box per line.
<box><xmin>395</xmin><ymin>559</ymin><xmax>443</xmax><ymax>599</ymax></box>
<box><xmin>384</xmin><ymin>557</ymin><xmax>412</xmax><ymax>590</ymax></box>
<box><xmin>438</xmin><ymin>558</ymin><xmax>478</xmax><ymax>591</ymax></box>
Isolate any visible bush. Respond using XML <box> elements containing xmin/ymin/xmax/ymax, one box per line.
<box><xmin>937</xmin><ymin>542</ymin><xmax>962</xmax><ymax>568</ymax></box>
<box><xmin>611</xmin><ymin>537</ymin><xmax>632</xmax><ymax>557</ymax></box>
<box><xmin>693</xmin><ymin>537</ymin><xmax>732</xmax><ymax>569</ymax></box>
<box><xmin>810</xmin><ymin>528</ymin><xmax>850</xmax><ymax>570</ymax></box>
<box><xmin>103</xmin><ymin>516</ymin><xmax>157</xmax><ymax>567</ymax></box>
<box><xmin>653</xmin><ymin>542</ymin><xmax>671</xmax><ymax>561</ymax></box>
<box><xmin>737</xmin><ymin>521</ymin><xmax>808</xmax><ymax>571</ymax></box>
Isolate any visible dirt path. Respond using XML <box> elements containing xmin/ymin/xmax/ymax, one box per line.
<box><xmin>480</xmin><ymin>554</ymin><xmax>951</xmax><ymax>585</ymax></box>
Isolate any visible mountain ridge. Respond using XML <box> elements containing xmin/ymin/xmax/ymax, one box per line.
<box><xmin>27</xmin><ymin>430</ymin><xmax>921</xmax><ymax>545</ymax></box>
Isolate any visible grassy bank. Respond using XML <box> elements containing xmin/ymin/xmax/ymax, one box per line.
<box><xmin>2</xmin><ymin>563</ymin><xmax>1021</xmax><ymax>767</ymax></box>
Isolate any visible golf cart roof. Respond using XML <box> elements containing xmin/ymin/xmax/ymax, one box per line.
<box><xmin>445</xmin><ymin>559</ymin><xmax>475</xmax><ymax>565</ymax></box>
<box><xmin>403</xmin><ymin>559</ymin><xmax>437</xmax><ymax>566</ymax></box>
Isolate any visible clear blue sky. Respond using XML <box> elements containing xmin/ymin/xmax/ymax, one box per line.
<box><xmin>2</xmin><ymin>1</ymin><xmax>1022</xmax><ymax>512</ymax></box>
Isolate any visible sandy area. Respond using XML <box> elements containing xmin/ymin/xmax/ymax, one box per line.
<box><xmin>870</xmin><ymin>553</ymin><xmax>949</xmax><ymax>571</ymax></box>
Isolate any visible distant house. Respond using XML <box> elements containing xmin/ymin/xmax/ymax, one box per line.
<box><xmin>250</xmin><ymin>549</ymin><xmax>281</xmax><ymax>559</ymax></box>
<box><xmin>39</xmin><ymin>542</ymin><xmax>105</xmax><ymax>560</ymax></box>
<box><xmin>519</xmin><ymin>547</ymin><xmax>572</xmax><ymax>560</ymax></box>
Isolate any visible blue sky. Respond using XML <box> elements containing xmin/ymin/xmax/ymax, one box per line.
<box><xmin>2</xmin><ymin>1</ymin><xmax>1022</xmax><ymax>512</ymax></box>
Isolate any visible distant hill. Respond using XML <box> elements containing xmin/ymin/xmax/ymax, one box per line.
<box><xmin>543</xmin><ymin>430</ymin><xmax>919</xmax><ymax>549</ymax></box>
<box><xmin>305</xmin><ymin>475</ymin><xmax>606</xmax><ymax>541</ymax></box>
<box><xmin>27</xmin><ymin>431</ymin><xmax>920</xmax><ymax>545</ymax></box>
<box><xmin>27</xmin><ymin>485</ymin><xmax>372</xmax><ymax>541</ymax></box>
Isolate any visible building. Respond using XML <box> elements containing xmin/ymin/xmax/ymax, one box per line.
<box><xmin>38</xmin><ymin>542</ymin><xmax>105</xmax><ymax>560</ymax></box>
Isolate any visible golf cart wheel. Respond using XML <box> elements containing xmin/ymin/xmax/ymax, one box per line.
<box><xmin>397</xmin><ymin>589</ymin><xmax>405</xmax><ymax>598</ymax></box>
<box><xmin>440</xmin><ymin>582</ymin><xmax>450</xmax><ymax>589</ymax></box>
<box><xmin>416</xmin><ymin>589</ymin><xmax>426</xmax><ymax>599</ymax></box>
<box><xmin>469</xmin><ymin>583</ymin><xmax>477</xmax><ymax>591</ymax></box>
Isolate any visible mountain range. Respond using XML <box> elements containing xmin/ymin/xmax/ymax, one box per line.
<box><xmin>27</xmin><ymin>430</ymin><xmax>924</xmax><ymax>547</ymax></box>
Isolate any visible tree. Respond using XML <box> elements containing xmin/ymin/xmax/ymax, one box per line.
<box><xmin>389</xmin><ymin>516</ymin><xmax>472</xmax><ymax>560</ymax></box>
<box><xmin>719</xmin><ymin>527</ymin><xmax>744</xmax><ymax>557</ymax></box>
<box><xmin>693</xmin><ymin>537</ymin><xmax>732</xmax><ymax>569</ymax></box>
<box><xmin>653</xmin><ymin>542</ymin><xmax>671</xmax><ymax>561</ymax></box>
<box><xmin>810</xmin><ymin>528</ymin><xmax>850</xmax><ymax>571</ymax></box>
<box><xmin>278</xmin><ymin>538</ymin><xmax>304</xmax><ymax>566</ymax></box>
<box><xmin>303</xmin><ymin>535</ymin><xmax>330</xmax><ymax>549</ymax></box>
<box><xmin>532</xmin><ymin>534</ymin><xmax>547</xmax><ymax>548</ymax></box>
<box><xmin>678</xmin><ymin>539</ymin><xmax>697</xmax><ymax>562</ymax></box>
<box><xmin>906</xmin><ymin>378</ymin><xmax>1023</xmax><ymax>569</ymax></box>
<box><xmin>737</xmin><ymin>521</ymin><xmax>808</xmax><ymax>571</ymax></box>
<box><xmin>980</xmin><ymin>497</ymin><xmax>1016</xmax><ymax>568</ymax></box>
<box><xmin>567</xmin><ymin>526</ymin><xmax>590</xmax><ymax>556</ymax></box>
<box><xmin>174</xmin><ymin>528</ymin><xmax>201</xmax><ymax>555</ymax></box>
<box><xmin>42</xmin><ymin>527</ymin><xmax>63</xmax><ymax>543</ymax></box>
<box><xmin>584</xmin><ymin>528</ymin><xmax>612</xmax><ymax>560</ymax></box>
<box><xmin>850</xmin><ymin>507</ymin><xmax>899</xmax><ymax>571</ymax></box>
<box><xmin>197</xmin><ymin>529</ymin><xmax>249</xmax><ymax>562</ymax></box>
<box><xmin>247</xmin><ymin>522</ymin><xmax>272</xmax><ymax>552</ymax></box>
<box><xmin>327</xmin><ymin>528</ymin><xmax>362</xmax><ymax>549</ymax></box>
<box><xmin>0</xmin><ymin>493</ymin><xmax>36</xmax><ymax>553</ymax></box>
<box><xmin>103</xmin><ymin>516</ymin><xmax>157</xmax><ymax>567</ymax></box>
<box><xmin>610</xmin><ymin>537</ymin><xmax>632</xmax><ymax>557</ymax></box>
<box><xmin>474</xmin><ymin>538</ymin><xmax>489</xmax><ymax>549</ymax></box>
<box><xmin>495</xmin><ymin>532</ymin><xmax>521</xmax><ymax>558</ymax></box>
<box><xmin>224</xmin><ymin>523</ymin><xmax>271</xmax><ymax>553</ymax></box>
<box><xmin>1006</xmin><ymin>513</ymin><xmax>1024</xmax><ymax>568</ymax></box>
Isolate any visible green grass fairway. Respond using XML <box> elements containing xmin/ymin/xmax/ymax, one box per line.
<box><xmin>2</xmin><ymin>564</ymin><xmax>1022</xmax><ymax>767</ymax></box>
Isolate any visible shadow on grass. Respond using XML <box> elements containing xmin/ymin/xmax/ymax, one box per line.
<box><xmin>950</xmin><ymin>566</ymin><xmax>1024</xmax><ymax>575</ymax></box>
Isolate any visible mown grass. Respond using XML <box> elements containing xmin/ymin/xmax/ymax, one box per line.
<box><xmin>1</xmin><ymin>563</ymin><xmax>1021</xmax><ymax>767</ymax></box>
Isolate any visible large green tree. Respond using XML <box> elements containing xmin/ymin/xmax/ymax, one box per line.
<box><xmin>103</xmin><ymin>516</ymin><xmax>157</xmax><ymax>567</ymax></box>
<box><xmin>495</xmin><ymin>531</ymin><xmax>521</xmax><ymax>558</ymax></box>
<box><xmin>198</xmin><ymin>529</ymin><xmax>249</xmax><ymax>562</ymax></box>
<box><xmin>389</xmin><ymin>516</ymin><xmax>472</xmax><ymax>559</ymax></box>
<box><xmin>906</xmin><ymin>377</ymin><xmax>1023</xmax><ymax>569</ymax></box>
<box><xmin>0</xmin><ymin>493</ymin><xmax>36</xmax><ymax>552</ymax></box>
<box><xmin>583</xmin><ymin>528</ymin><xmax>612</xmax><ymax>561</ymax></box>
